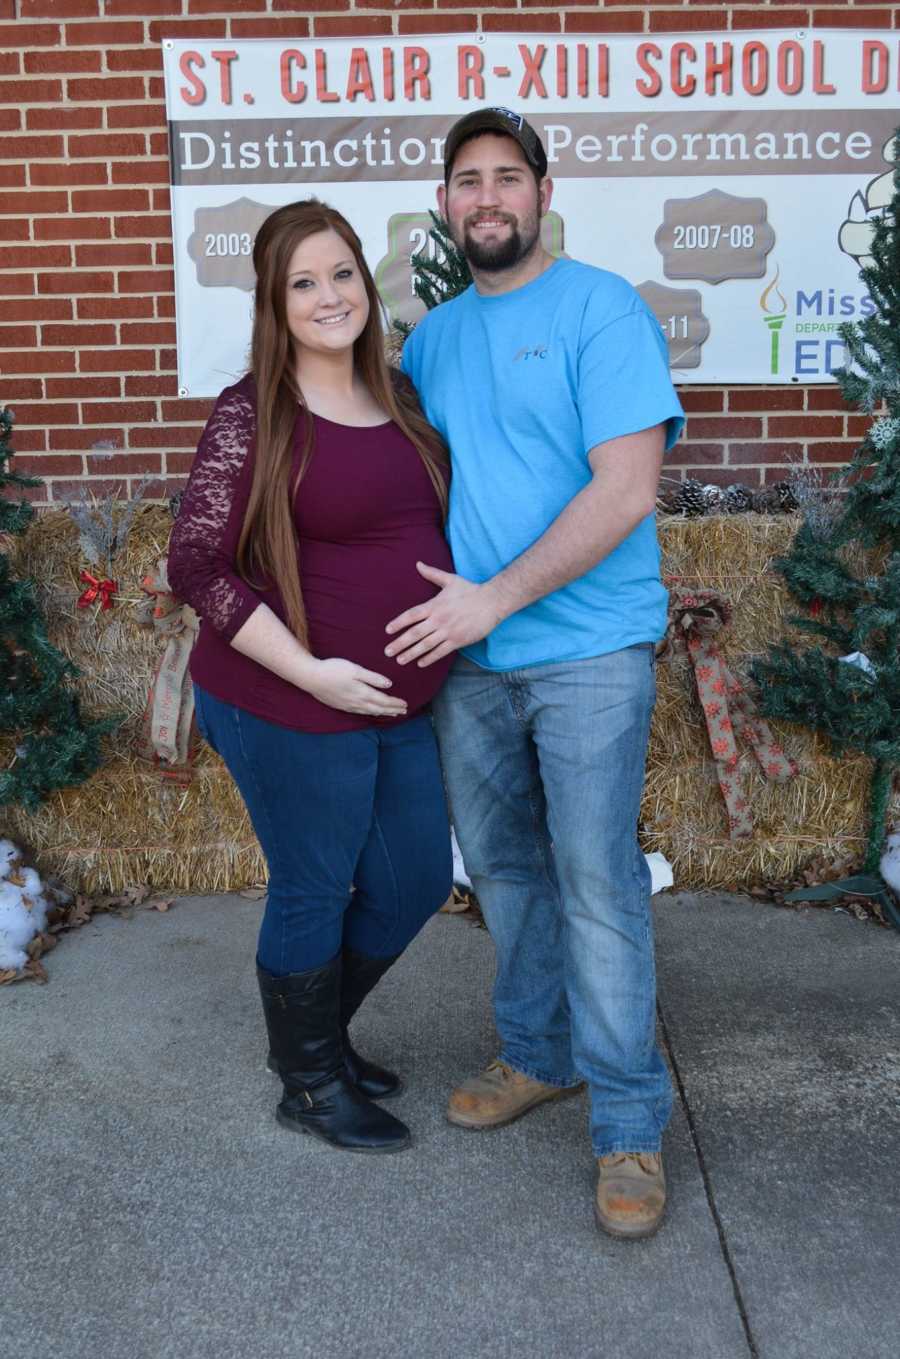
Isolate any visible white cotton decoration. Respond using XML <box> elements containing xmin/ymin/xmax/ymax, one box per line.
<box><xmin>647</xmin><ymin>851</ymin><xmax>675</xmax><ymax>895</ymax></box>
<box><xmin>0</xmin><ymin>841</ymin><xmax>48</xmax><ymax>972</ymax></box>
<box><xmin>879</xmin><ymin>832</ymin><xmax>900</xmax><ymax>896</ymax></box>
<box><xmin>838</xmin><ymin>651</ymin><xmax>876</xmax><ymax>678</ymax></box>
<box><xmin>450</xmin><ymin>826</ymin><xmax>472</xmax><ymax>889</ymax></box>
<box><xmin>0</xmin><ymin>838</ymin><xmax>18</xmax><ymax>875</ymax></box>
<box><xmin>0</xmin><ymin>882</ymin><xmax>34</xmax><ymax>970</ymax></box>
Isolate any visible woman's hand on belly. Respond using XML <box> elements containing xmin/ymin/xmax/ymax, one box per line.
<box><xmin>306</xmin><ymin>657</ymin><xmax>408</xmax><ymax>718</ymax></box>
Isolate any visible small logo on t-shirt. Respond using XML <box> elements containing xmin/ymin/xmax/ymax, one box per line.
<box><xmin>513</xmin><ymin>345</ymin><xmax>548</xmax><ymax>361</ymax></box>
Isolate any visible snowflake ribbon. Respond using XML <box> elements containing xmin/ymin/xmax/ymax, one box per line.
<box><xmin>76</xmin><ymin>569</ymin><xmax>118</xmax><ymax>611</ymax></box>
<box><xmin>664</xmin><ymin>588</ymin><xmax>799</xmax><ymax>840</ymax></box>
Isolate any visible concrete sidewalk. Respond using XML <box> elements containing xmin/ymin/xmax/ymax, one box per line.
<box><xmin>1</xmin><ymin>891</ymin><xmax>898</xmax><ymax>1359</ymax></box>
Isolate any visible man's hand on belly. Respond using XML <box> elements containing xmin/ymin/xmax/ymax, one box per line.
<box><xmin>385</xmin><ymin>562</ymin><xmax>504</xmax><ymax>667</ymax></box>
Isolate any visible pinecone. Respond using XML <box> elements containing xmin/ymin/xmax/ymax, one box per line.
<box><xmin>751</xmin><ymin>486</ymin><xmax>781</xmax><ymax>514</ymax></box>
<box><xmin>701</xmin><ymin>483</ymin><xmax>725</xmax><ymax>513</ymax></box>
<box><xmin>674</xmin><ymin>478</ymin><xmax>707</xmax><ymax>517</ymax></box>
<box><xmin>722</xmin><ymin>483</ymin><xmax>753</xmax><ymax>514</ymax></box>
<box><xmin>771</xmin><ymin>480</ymin><xmax>798</xmax><ymax>512</ymax></box>
<box><xmin>168</xmin><ymin>491</ymin><xmax>183</xmax><ymax>520</ymax></box>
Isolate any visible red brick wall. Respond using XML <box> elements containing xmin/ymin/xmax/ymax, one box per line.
<box><xmin>0</xmin><ymin>0</ymin><xmax>896</xmax><ymax>504</ymax></box>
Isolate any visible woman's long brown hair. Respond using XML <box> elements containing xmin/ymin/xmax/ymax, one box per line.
<box><xmin>236</xmin><ymin>198</ymin><xmax>449</xmax><ymax>647</ymax></box>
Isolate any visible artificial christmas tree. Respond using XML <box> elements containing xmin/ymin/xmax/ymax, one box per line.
<box><xmin>752</xmin><ymin>131</ymin><xmax>900</xmax><ymax>928</ymax></box>
<box><xmin>410</xmin><ymin>210</ymin><xmax>472</xmax><ymax>312</ymax></box>
<box><xmin>388</xmin><ymin>212</ymin><xmax>472</xmax><ymax>353</ymax></box>
<box><xmin>0</xmin><ymin>407</ymin><xmax>114</xmax><ymax>811</ymax></box>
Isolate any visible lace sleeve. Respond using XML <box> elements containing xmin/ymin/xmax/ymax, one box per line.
<box><xmin>167</xmin><ymin>383</ymin><xmax>263</xmax><ymax>642</ymax></box>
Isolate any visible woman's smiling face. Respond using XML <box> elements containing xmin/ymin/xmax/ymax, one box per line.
<box><xmin>284</xmin><ymin>227</ymin><xmax>370</xmax><ymax>361</ymax></box>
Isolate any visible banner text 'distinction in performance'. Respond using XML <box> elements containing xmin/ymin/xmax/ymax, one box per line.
<box><xmin>170</xmin><ymin>110</ymin><xmax>900</xmax><ymax>186</ymax></box>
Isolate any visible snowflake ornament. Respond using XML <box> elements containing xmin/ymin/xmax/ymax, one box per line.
<box><xmin>870</xmin><ymin>417</ymin><xmax>900</xmax><ymax>451</ymax></box>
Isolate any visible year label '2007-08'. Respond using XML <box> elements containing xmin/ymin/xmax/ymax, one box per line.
<box><xmin>672</xmin><ymin>223</ymin><xmax>757</xmax><ymax>250</ymax></box>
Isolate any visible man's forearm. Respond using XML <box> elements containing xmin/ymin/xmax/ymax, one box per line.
<box><xmin>383</xmin><ymin>424</ymin><xmax>665</xmax><ymax>668</ymax></box>
<box><xmin>484</xmin><ymin>474</ymin><xmax>656</xmax><ymax>623</ymax></box>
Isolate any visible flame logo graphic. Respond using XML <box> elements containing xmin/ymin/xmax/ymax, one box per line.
<box><xmin>759</xmin><ymin>266</ymin><xmax>787</xmax><ymax>316</ymax></box>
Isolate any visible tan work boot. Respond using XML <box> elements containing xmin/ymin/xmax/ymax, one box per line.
<box><xmin>447</xmin><ymin>1059</ymin><xmax>584</xmax><ymax>1130</ymax></box>
<box><xmin>594</xmin><ymin>1152</ymin><xmax>666</xmax><ymax>1240</ymax></box>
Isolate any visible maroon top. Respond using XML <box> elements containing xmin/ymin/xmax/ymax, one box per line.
<box><xmin>167</xmin><ymin>374</ymin><xmax>454</xmax><ymax>734</ymax></box>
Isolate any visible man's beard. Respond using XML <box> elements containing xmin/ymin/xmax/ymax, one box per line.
<box><xmin>459</xmin><ymin>208</ymin><xmax>541</xmax><ymax>273</ymax></box>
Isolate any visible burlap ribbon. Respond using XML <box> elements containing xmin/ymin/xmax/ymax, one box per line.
<box><xmin>662</xmin><ymin>588</ymin><xmax>798</xmax><ymax>839</ymax></box>
<box><xmin>137</xmin><ymin>557</ymin><xmax>200</xmax><ymax>781</ymax></box>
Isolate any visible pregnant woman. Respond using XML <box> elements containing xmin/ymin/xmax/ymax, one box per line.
<box><xmin>168</xmin><ymin>199</ymin><xmax>454</xmax><ymax>1155</ymax></box>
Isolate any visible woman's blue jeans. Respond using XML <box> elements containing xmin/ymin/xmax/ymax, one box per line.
<box><xmin>432</xmin><ymin>648</ymin><xmax>673</xmax><ymax>1157</ymax></box>
<box><xmin>194</xmin><ymin>687</ymin><xmax>453</xmax><ymax>975</ymax></box>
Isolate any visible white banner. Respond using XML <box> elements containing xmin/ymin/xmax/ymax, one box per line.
<box><xmin>162</xmin><ymin>30</ymin><xmax>899</xmax><ymax>394</ymax></box>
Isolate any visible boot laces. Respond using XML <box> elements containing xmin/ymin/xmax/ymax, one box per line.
<box><xmin>601</xmin><ymin>1152</ymin><xmax>660</xmax><ymax>1175</ymax></box>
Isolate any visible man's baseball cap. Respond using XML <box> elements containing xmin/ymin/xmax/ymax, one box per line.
<box><xmin>443</xmin><ymin>107</ymin><xmax>548</xmax><ymax>180</ymax></box>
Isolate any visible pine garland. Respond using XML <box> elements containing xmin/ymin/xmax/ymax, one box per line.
<box><xmin>0</xmin><ymin>407</ymin><xmax>40</xmax><ymax>536</ymax></box>
<box><xmin>752</xmin><ymin>128</ymin><xmax>900</xmax><ymax>892</ymax></box>
<box><xmin>0</xmin><ymin>407</ymin><xmax>116</xmax><ymax>811</ymax></box>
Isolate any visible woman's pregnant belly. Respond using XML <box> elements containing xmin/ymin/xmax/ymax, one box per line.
<box><xmin>301</xmin><ymin>528</ymin><xmax>456</xmax><ymax>715</ymax></box>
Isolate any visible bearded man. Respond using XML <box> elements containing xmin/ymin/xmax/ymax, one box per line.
<box><xmin>386</xmin><ymin>108</ymin><xmax>684</xmax><ymax>1240</ymax></box>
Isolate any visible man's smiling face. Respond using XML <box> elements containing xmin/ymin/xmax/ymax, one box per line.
<box><xmin>439</xmin><ymin>133</ymin><xmax>549</xmax><ymax>273</ymax></box>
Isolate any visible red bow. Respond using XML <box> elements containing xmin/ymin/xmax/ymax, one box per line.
<box><xmin>76</xmin><ymin>570</ymin><xmax>118</xmax><ymax>611</ymax></box>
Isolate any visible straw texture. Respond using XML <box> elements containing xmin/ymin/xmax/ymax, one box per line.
<box><xmin>2</xmin><ymin>508</ymin><xmax>893</xmax><ymax>893</ymax></box>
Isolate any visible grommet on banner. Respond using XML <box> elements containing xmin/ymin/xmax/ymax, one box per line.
<box><xmin>178</xmin><ymin>387</ymin><xmax>188</xmax><ymax>397</ymax></box>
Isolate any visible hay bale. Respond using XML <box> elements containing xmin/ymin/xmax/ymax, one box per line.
<box><xmin>1</xmin><ymin>507</ymin><xmax>893</xmax><ymax>893</ymax></box>
<box><xmin>2</xmin><ymin>506</ymin><xmax>263</xmax><ymax>893</ymax></box>
<box><xmin>646</xmin><ymin>513</ymin><xmax>896</xmax><ymax>888</ymax></box>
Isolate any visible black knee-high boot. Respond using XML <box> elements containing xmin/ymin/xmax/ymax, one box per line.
<box><xmin>266</xmin><ymin>949</ymin><xmax>404</xmax><ymax>1099</ymax></box>
<box><xmin>339</xmin><ymin>947</ymin><xmax>402</xmax><ymax>1098</ymax></box>
<box><xmin>256</xmin><ymin>957</ymin><xmax>411</xmax><ymax>1154</ymax></box>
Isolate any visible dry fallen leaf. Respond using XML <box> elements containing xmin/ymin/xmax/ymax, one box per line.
<box><xmin>66</xmin><ymin>894</ymin><xmax>94</xmax><ymax>930</ymax></box>
<box><xmin>239</xmin><ymin>887</ymin><xmax>267</xmax><ymax>900</ymax></box>
<box><xmin>144</xmin><ymin>897</ymin><xmax>174</xmax><ymax>913</ymax></box>
<box><xmin>3</xmin><ymin>879</ymin><xmax>180</xmax><ymax>984</ymax></box>
<box><xmin>441</xmin><ymin>885</ymin><xmax>485</xmax><ymax>927</ymax></box>
<box><xmin>439</xmin><ymin>893</ymin><xmax>469</xmax><ymax>915</ymax></box>
<box><xmin>26</xmin><ymin>932</ymin><xmax>57</xmax><ymax>958</ymax></box>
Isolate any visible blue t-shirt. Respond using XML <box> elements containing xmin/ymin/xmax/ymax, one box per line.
<box><xmin>401</xmin><ymin>258</ymin><xmax>684</xmax><ymax>670</ymax></box>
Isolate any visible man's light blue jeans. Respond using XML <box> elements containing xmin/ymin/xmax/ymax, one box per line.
<box><xmin>432</xmin><ymin>646</ymin><xmax>672</xmax><ymax>1156</ymax></box>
